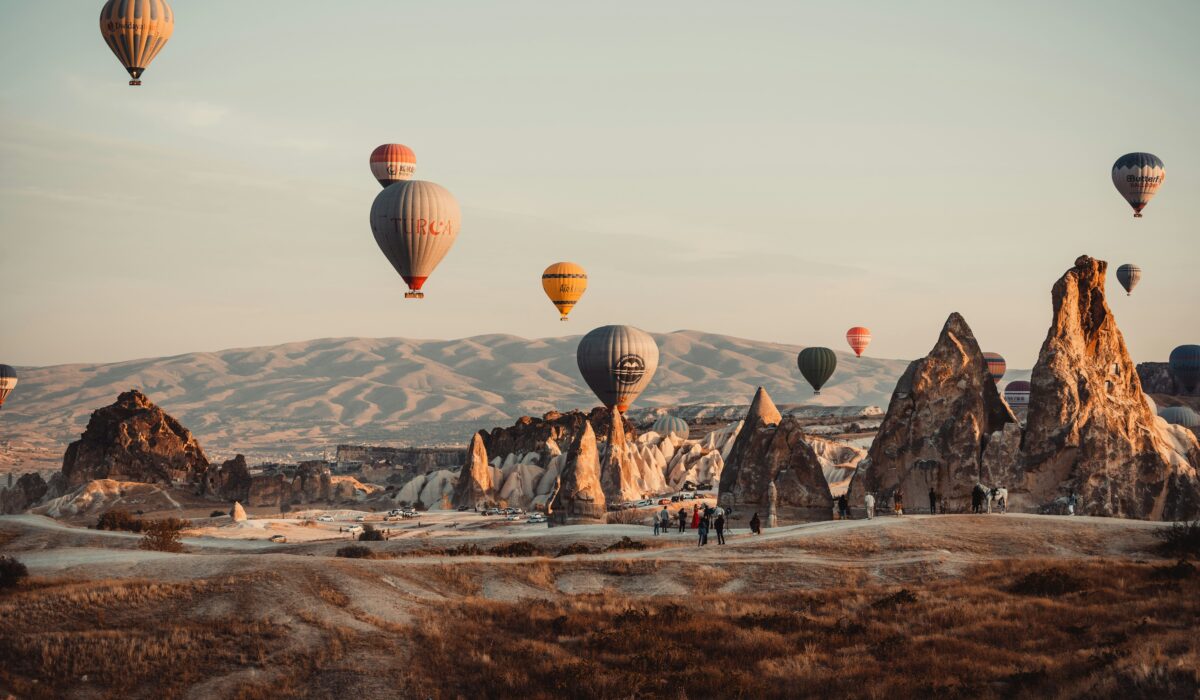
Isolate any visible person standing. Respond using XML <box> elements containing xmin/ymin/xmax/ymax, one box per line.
<box><xmin>697</xmin><ymin>511</ymin><xmax>710</xmax><ymax>546</ymax></box>
<box><xmin>928</xmin><ymin>488</ymin><xmax>937</xmax><ymax>516</ymax></box>
<box><xmin>653</xmin><ymin>513</ymin><xmax>661</xmax><ymax>535</ymax></box>
<box><xmin>659</xmin><ymin>507</ymin><xmax>671</xmax><ymax>534</ymax></box>
<box><xmin>749</xmin><ymin>512</ymin><xmax>761</xmax><ymax>535</ymax></box>
<box><xmin>677</xmin><ymin>507</ymin><xmax>687</xmax><ymax>533</ymax></box>
<box><xmin>837</xmin><ymin>494</ymin><xmax>849</xmax><ymax>519</ymax></box>
<box><xmin>894</xmin><ymin>488</ymin><xmax>904</xmax><ymax>516</ymax></box>
<box><xmin>691</xmin><ymin>504</ymin><xmax>701</xmax><ymax>529</ymax></box>
<box><xmin>1068</xmin><ymin>491</ymin><xmax>1078</xmax><ymax>516</ymax></box>
<box><xmin>714</xmin><ymin>512</ymin><xmax>726</xmax><ymax>545</ymax></box>
<box><xmin>864</xmin><ymin>493</ymin><xmax>875</xmax><ymax>520</ymax></box>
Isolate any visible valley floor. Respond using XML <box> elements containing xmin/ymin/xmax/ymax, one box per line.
<box><xmin>1</xmin><ymin>514</ymin><xmax>1197</xmax><ymax>699</ymax></box>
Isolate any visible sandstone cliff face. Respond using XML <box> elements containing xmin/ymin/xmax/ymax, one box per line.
<box><xmin>1137</xmin><ymin>362</ymin><xmax>1199</xmax><ymax>397</ymax></box>
<box><xmin>452</xmin><ymin>432</ymin><xmax>495</xmax><ymax>509</ymax></box>
<box><xmin>1</xmin><ymin>472</ymin><xmax>49</xmax><ymax>514</ymax></box>
<box><xmin>1015</xmin><ymin>256</ymin><xmax>1200</xmax><ymax>519</ymax></box>
<box><xmin>848</xmin><ymin>313</ymin><xmax>1015</xmax><ymax>512</ymax></box>
<box><xmin>600</xmin><ymin>413</ymin><xmax>642</xmax><ymax>504</ymax></box>
<box><xmin>718</xmin><ymin>387</ymin><xmax>833</xmax><ymax>523</ymax></box>
<box><xmin>61</xmin><ymin>390</ymin><xmax>209</xmax><ymax>487</ymax></box>
<box><xmin>548</xmin><ymin>421</ymin><xmax>606</xmax><ymax>525</ymax></box>
<box><xmin>484</xmin><ymin>408</ymin><xmax>632</xmax><ymax>464</ymax></box>
<box><xmin>198</xmin><ymin>454</ymin><xmax>251</xmax><ymax>502</ymax></box>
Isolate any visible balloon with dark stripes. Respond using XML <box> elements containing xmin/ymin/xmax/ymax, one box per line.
<box><xmin>1116</xmin><ymin>264</ymin><xmax>1141</xmax><ymax>296</ymax></box>
<box><xmin>1169</xmin><ymin>345</ymin><xmax>1200</xmax><ymax>392</ymax></box>
<box><xmin>797</xmin><ymin>347</ymin><xmax>837</xmax><ymax>395</ymax></box>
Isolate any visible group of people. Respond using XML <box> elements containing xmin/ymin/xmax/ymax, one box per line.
<box><xmin>651</xmin><ymin>503</ymin><xmax>736</xmax><ymax>546</ymax></box>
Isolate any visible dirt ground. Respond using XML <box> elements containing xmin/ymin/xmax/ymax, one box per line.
<box><xmin>1</xmin><ymin>513</ymin><xmax>1195</xmax><ymax>699</ymax></box>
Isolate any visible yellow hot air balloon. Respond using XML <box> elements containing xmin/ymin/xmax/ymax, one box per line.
<box><xmin>541</xmin><ymin>262</ymin><xmax>588</xmax><ymax>321</ymax></box>
<box><xmin>100</xmin><ymin>0</ymin><xmax>175</xmax><ymax>86</ymax></box>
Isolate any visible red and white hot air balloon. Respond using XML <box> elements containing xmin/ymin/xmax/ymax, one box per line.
<box><xmin>370</xmin><ymin>144</ymin><xmax>416</xmax><ymax>188</ymax></box>
<box><xmin>845</xmin><ymin>327</ymin><xmax>872</xmax><ymax>357</ymax></box>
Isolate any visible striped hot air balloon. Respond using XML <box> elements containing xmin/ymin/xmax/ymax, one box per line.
<box><xmin>983</xmin><ymin>352</ymin><xmax>1006</xmax><ymax>384</ymax></box>
<box><xmin>1169</xmin><ymin>344</ymin><xmax>1200</xmax><ymax>392</ymax></box>
<box><xmin>1003</xmin><ymin>380</ymin><xmax>1030</xmax><ymax>407</ymax></box>
<box><xmin>541</xmin><ymin>262</ymin><xmax>588</xmax><ymax>321</ymax></box>
<box><xmin>845</xmin><ymin>327</ymin><xmax>871</xmax><ymax>357</ymax></box>
<box><xmin>1112</xmin><ymin>153</ymin><xmax>1165</xmax><ymax>218</ymax></box>
<box><xmin>370</xmin><ymin>144</ymin><xmax>417</xmax><ymax>188</ymax></box>
<box><xmin>99</xmin><ymin>0</ymin><xmax>174</xmax><ymax>86</ymax></box>
<box><xmin>576</xmin><ymin>325</ymin><xmax>659</xmax><ymax>413</ymax></box>
<box><xmin>0</xmin><ymin>365</ymin><xmax>16</xmax><ymax>409</ymax></box>
<box><xmin>369</xmin><ymin>180</ymin><xmax>461</xmax><ymax>299</ymax></box>
<box><xmin>797</xmin><ymin>347</ymin><xmax>837</xmax><ymax>395</ymax></box>
<box><xmin>651</xmin><ymin>414</ymin><xmax>689</xmax><ymax>441</ymax></box>
<box><xmin>1115</xmin><ymin>264</ymin><xmax>1141</xmax><ymax>296</ymax></box>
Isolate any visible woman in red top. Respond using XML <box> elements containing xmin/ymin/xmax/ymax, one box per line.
<box><xmin>690</xmin><ymin>504</ymin><xmax>701</xmax><ymax>529</ymax></box>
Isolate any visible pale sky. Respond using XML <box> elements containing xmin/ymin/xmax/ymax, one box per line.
<box><xmin>1</xmin><ymin>0</ymin><xmax>1197</xmax><ymax>368</ymax></box>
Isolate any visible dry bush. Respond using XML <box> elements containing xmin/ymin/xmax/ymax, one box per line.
<box><xmin>1155</xmin><ymin>520</ymin><xmax>1200</xmax><ymax>561</ymax></box>
<box><xmin>0</xmin><ymin>556</ymin><xmax>28</xmax><ymax>590</ymax></box>
<box><xmin>335</xmin><ymin>545</ymin><xmax>374</xmax><ymax>559</ymax></box>
<box><xmin>604</xmin><ymin>536</ymin><xmax>647</xmax><ymax>552</ymax></box>
<box><xmin>139</xmin><ymin>521</ymin><xmax>184</xmax><ymax>553</ymax></box>
<box><xmin>555</xmin><ymin>543</ymin><xmax>596</xmax><ymax>557</ymax></box>
<box><xmin>1008</xmin><ymin>568</ymin><xmax>1083</xmax><ymax>596</ymax></box>
<box><xmin>488</xmin><ymin>541</ymin><xmax>543</xmax><ymax>557</ymax></box>
<box><xmin>606</xmin><ymin>509</ymin><xmax>649</xmax><ymax>525</ymax></box>
<box><xmin>318</xmin><ymin>586</ymin><xmax>350</xmax><ymax>608</ymax></box>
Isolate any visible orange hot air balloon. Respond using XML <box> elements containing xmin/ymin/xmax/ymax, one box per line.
<box><xmin>541</xmin><ymin>262</ymin><xmax>588</xmax><ymax>321</ymax></box>
<box><xmin>370</xmin><ymin>144</ymin><xmax>416</xmax><ymax>187</ymax></box>
<box><xmin>99</xmin><ymin>0</ymin><xmax>175</xmax><ymax>86</ymax></box>
<box><xmin>845</xmin><ymin>327</ymin><xmax>872</xmax><ymax>357</ymax></box>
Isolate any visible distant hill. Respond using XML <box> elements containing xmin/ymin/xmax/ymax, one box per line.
<box><xmin>0</xmin><ymin>330</ymin><xmax>1027</xmax><ymax>468</ymax></box>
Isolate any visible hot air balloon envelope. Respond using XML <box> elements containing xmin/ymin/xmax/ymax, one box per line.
<box><xmin>576</xmin><ymin>325</ymin><xmax>659</xmax><ymax>412</ymax></box>
<box><xmin>983</xmin><ymin>352</ymin><xmax>1006</xmax><ymax>383</ymax></box>
<box><xmin>1159</xmin><ymin>406</ymin><xmax>1200</xmax><ymax>429</ymax></box>
<box><xmin>0</xmin><ymin>365</ymin><xmax>17</xmax><ymax>409</ymax></box>
<box><xmin>100</xmin><ymin>0</ymin><xmax>175</xmax><ymax>86</ymax></box>
<box><xmin>845</xmin><ymin>327</ymin><xmax>871</xmax><ymax>357</ymax></box>
<box><xmin>797</xmin><ymin>347</ymin><xmax>837</xmax><ymax>395</ymax></box>
<box><xmin>1169</xmin><ymin>345</ymin><xmax>1200</xmax><ymax>392</ymax></box>
<box><xmin>651</xmin><ymin>414</ymin><xmax>689</xmax><ymax>441</ymax></box>
<box><xmin>1004</xmin><ymin>380</ymin><xmax>1031</xmax><ymax>407</ymax></box>
<box><xmin>542</xmin><ymin>262</ymin><xmax>588</xmax><ymax>321</ymax></box>
<box><xmin>1112</xmin><ymin>153</ymin><xmax>1165</xmax><ymax>218</ymax></box>
<box><xmin>1116</xmin><ymin>264</ymin><xmax>1141</xmax><ymax>296</ymax></box>
<box><xmin>370</xmin><ymin>144</ymin><xmax>416</xmax><ymax>187</ymax></box>
<box><xmin>369</xmin><ymin>180</ymin><xmax>461</xmax><ymax>299</ymax></box>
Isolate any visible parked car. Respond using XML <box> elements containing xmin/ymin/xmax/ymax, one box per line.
<box><xmin>355</xmin><ymin>515</ymin><xmax>366</xmax><ymax>522</ymax></box>
<box><xmin>457</xmin><ymin>505</ymin><xmax>471</xmax><ymax>512</ymax></box>
<box><xmin>658</xmin><ymin>498</ymin><xmax>671</xmax><ymax>505</ymax></box>
<box><xmin>345</xmin><ymin>524</ymin><xmax>363</xmax><ymax>534</ymax></box>
<box><xmin>670</xmin><ymin>495</ymin><xmax>682</xmax><ymax>502</ymax></box>
<box><xmin>317</xmin><ymin>515</ymin><xmax>334</xmax><ymax>522</ymax></box>
<box><xmin>268</xmin><ymin>534</ymin><xmax>287</xmax><ymax>543</ymax></box>
<box><xmin>636</xmin><ymin>499</ymin><xmax>653</xmax><ymax>507</ymax></box>
<box><xmin>504</xmin><ymin>514</ymin><xmax>519</xmax><ymax>521</ymax></box>
<box><xmin>527</xmin><ymin>513</ymin><xmax>547</xmax><ymax>524</ymax></box>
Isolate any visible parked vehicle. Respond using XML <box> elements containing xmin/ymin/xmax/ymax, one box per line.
<box><xmin>268</xmin><ymin>534</ymin><xmax>287</xmax><ymax>543</ymax></box>
<box><xmin>457</xmin><ymin>505</ymin><xmax>471</xmax><ymax>512</ymax></box>
<box><xmin>345</xmin><ymin>525</ymin><xmax>363</xmax><ymax>534</ymax></box>
<box><xmin>317</xmin><ymin>515</ymin><xmax>334</xmax><ymax>522</ymax></box>
<box><xmin>527</xmin><ymin>513</ymin><xmax>547</xmax><ymax>524</ymax></box>
<box><xmin>355</xmin><ymin>515</ymin><xmax>366</xmax><ymax>522</ymax></box>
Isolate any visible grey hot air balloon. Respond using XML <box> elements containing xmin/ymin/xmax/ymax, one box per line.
<box><xmin>576</xmin><ymin>325</ymin><xmax>659</xmax><ymax>412</ymax></box>
<box><xmin>797</xmin><ymin>347</ymin><xmax>837</xmax><ymax>395</ymax></box>
<box><xmin>1116</xmin><ymin>264</ymin><xmax>1141</xmax><ymax>296</ymax></box>
<box><xmin>652</xmin><ymin>414</ymin><xmax>689</xmax><ymax>441</ymax></box>
<box><xmin>369</xmin><ymin>180</ymin><xmax>461</xmax><ymax>299</ymax></box>
<box><xmin>1159</xmin><ymin>406</ymin><xmax>1200</xmax><ymax>429</ymax></box>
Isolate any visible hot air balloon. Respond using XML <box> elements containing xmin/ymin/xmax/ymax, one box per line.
<box><xmin>1159</xmin><ymin>406</ymin><xmax>1200</xmax><ymax>429</ymax></box>
<box><xmin>370</xmin><ymin>144</ymin><xmax>416</xmax><ymax>188</ymax></box>
<box><xmin>99</xmin><ymin>0</ymin><xmax>174</xmax><ymax>86</ymax></box>
<box><xmin>651</xmin><ymin>414</ymin><xmax>689</xmax><ymax>441</ymax></box>
<box><xmin>369</xmin><ymin>180</ymin><xmax>461</xmax><ymax>299</ymax></box>
<box><xmin>1115</xmin><ymin>264</ymin><xmax>1141</xmax><ymax>296</ymax></box>
<box><xmin>576</xmin><ymin>325</ymin><xmax>659</xmax><ymax>413</ymax></box>
<box><xmin>845</xmin><ymin>327</ymin><xmax>871</xmax><ymax>357</ymax></box>
<box><xmin>541</xmin><ymin>262</ymin><xmax>588</xmax><ymax>321</ymax></box>
<box><xmin>1169</xmin><ymin>344</ymin><xmax>1200</xmax><ymax>392</ymax></box>
<box><xmin>797</xmin><ymin>347</ymin><xmax>837</xmax><ymax>395</ymax></box>
<box><xmin>983</xmin><ymin>352</ymin><xmax>1006</xmax><ymax>384</ymax></box>
<box><xmin>1112</xmin><ymin>152</ymin><xmax>1165</xmax><ymax>218</ymax></box>
<box><xmin>0</xmin><ymin>365</ymin><xmax>16</xmax><ymax>409</ymax></box>
<box><xmin>1003</xmin><ymin>380</ymin><xmax>1030</xmax><ymax>407</ymax></box>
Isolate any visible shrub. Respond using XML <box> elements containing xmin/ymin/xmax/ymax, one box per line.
<box><xmin>606</xmin><ymin>509</ymin><xmax>647</xmax><ymax>525</ymax></box>
<box><xmin>210</xmin><ymin>510</ymin><xmax>228</xmax><ymax>518</ymax></box>
<box><xmin>140</xmin><ymin>522</ymin><xmax>184</xmax><ymax>553</ymax></box>
<box><xmin>1154</xmin><ymin>520</ymin><xmax>1200</xmax><ymax>561</ymax></box>
<box><xmin>358</xmin><ymin>524</ymin><xmax>385</xmax><ymax>542</ymax></box>
<box><xmin>336</xmin><ymin>545</ymin><xmax>373</xmax><ymax>559</ymax></box>
<box><xmin>871</xmin><ymin>589</ymin><xmax>917</xmax><ymax>609</ymax></box>
<box><xmin>488</xmin><ymin>541</ymin><xmax>542</xmax><ymax>557</ymax></box>
<box><xmin>604</xmin><ymin>536</ymin><xmax>647</xmax><ymax>552</ymax></box>
<box><xmin>554</xmin><ymin>543</ymin><xmax>595</xmax><ymax>557</ymax></box>
<box><xmin>1009</xmin><ymin>569</ymin><xmax>1083</xmax><ymax>596</ymax></box>
<box><xmin>0</xmin><ymin>556</ymin><xmax>28</xmax><ymax>590</ymax></box>
<box><xmin>97</xmin><ymin>509</ymin><xmax>142</xmax><ymax>532</ymax></box>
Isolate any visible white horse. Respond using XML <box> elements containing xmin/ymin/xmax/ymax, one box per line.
<box><xmin>988</xmin><ymin>487</ymin><xmax>1008</xmax><ymax>514</ymax></box>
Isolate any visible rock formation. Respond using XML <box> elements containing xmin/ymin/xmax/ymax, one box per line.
<box><xmin>548</xmin><ymin>421</ymin><xmax>606</xmax><ymax>525</ymax></box>
<box><xmin>61</xmin><ymin>390</ymin><xmax>209</xmax><ymax>487</ymax></box>
<box><xmin>600</xmin><ymin>413</ymin><xmax>642</xmax><ymax>504</ymax></box>
<box><xmin>1</xmin><ymin>472</ymin><xmax>49</xmax><ymax>514</ymax></box>
<box><xmin>231</xmin><ymin>501</ymin><xmax>247</xmax><ymax>522</ymax></box>
<box><xmin>484</xmin><ymin>408</ymin><xmax>632</xmax><ymax>464</ymax></box>
<box><xmin>718</xmin><ymin>387</ymin><xmax>833</xmax><ymax>523</ymax></box>
<box><xmin>452</xmin><ymin>432</ymin><xmax>495</xmax><ymax>509</ymax></box>
<box><xmin>1010</xmin><ymin>256</ymin><xmax>1200</xmax><ymax>519</ymax></box>
<box><xmin>198</xmin><ymin>454</ymin><xmax>251</xmax><ymax>502</ymax></box>
<box><xmin>848</xmin><ymin>313</ymin><xmax>1015</xmax><ymax>512</ymax></box>
<box><xmin>289</xmin><ymin>461</ymin><xmax>333</xmax><ymax>504</ymax></box>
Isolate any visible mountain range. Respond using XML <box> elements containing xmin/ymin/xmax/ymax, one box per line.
<box><xmin>0</xmin><ymin>330</ymin><xmax>1030</xmax><ymax>470</ymax></box>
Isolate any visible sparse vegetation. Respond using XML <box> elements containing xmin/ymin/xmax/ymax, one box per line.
<box><xmin>358</xmin><ymin>524</ymin><xmax>385</xmax><ymax>541</ymax></box>
<box><xmin>605</xmin><ymin>536</ymin><xmax>648</xmax><ymax>552</ymax></box>
<box><xmin>96</xmin><ymin>510</ymin><xmax>191</xmax><ymax>534</ymax></box>
<box><xmin>209</xmin><ymin>510</ymin><xmax>227</xmax><ymax>518</ymax></box>
<box><xmin>335</xmin><ymin>545</ymin><xmax>374</xmax><ymax>559</ymax></box>
<box><xmin>0</xmin><ymin>556</ymin><xmax>28</xmax><ymax>590</ymax></box>
<box><xmin>488</xmin><ymin>541</ymin><xmax>542</xmax><ymax>557</ymax></box>
<box><xmin>1155</xmin><ymin>520</ymin><xmax>1200</xmax><ymax>561</ymax></box>
<box><xmin>555</xmin><ymin>542</ymin><xmax>596</xmax><ymax>557</ymax></box>
<box><xmin>139</xmin><ymin>521</ymin><xmax>184</xmax><ymax>553</ymax></box>
<box><xmin>606</xmin><ymin>508</ymin><xmax>648</xmax><ymax>525</ymax></box>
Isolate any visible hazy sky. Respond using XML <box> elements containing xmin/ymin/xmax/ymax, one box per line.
<box><xmin>1</xmin><ymin>0</ymin><xmax>1197</xmax><ymax>368</ymax></box>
